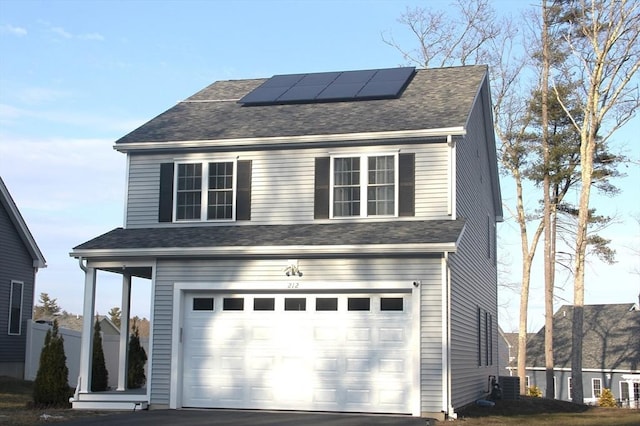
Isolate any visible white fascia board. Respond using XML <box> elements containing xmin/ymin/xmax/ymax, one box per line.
<box><xmin>113</xmin><ymin>127</ymin><xmax>466</xmax><ymax>153</ymax></box>
<box><xmin>526</xmin><ymin>367</ymin><xmax>640</xmax><ymax>374</ymax></box>
<box><xmin>70</xmin><ymin>242</ymin><xmax>458</xmax><ymax>259</ymax></box>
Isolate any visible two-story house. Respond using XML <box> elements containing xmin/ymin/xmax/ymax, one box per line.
<box><xmin>1</xmin><ymin>176</ymin><xmax>46</xmax><ymax>378</ymax></box>
<box><xmin>69</xmin><ymin>65</ymin><xmax>502</xmax><ymax>419</ymax></box>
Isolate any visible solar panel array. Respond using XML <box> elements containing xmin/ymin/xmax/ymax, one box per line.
<box><xmin>238</xmin><ymin>67</ymin><xmax>415</xmax><ymax>106</ymax></box>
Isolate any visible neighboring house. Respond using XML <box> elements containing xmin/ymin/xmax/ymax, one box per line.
<box><xmin>497</xmin><ymin>327</ymin><xmax>513</xmax><ymax>376</ymax></box>
<box><xmin>501</xmin><ymin>330</ymin><xmax>536</xmax><ymax>378</ymax></box>
<box><xmin>69</xmin><ymin>65</ymin><xmax>503</xmax><ymax>418</ymax></box>
<box><xmin>526</xmin><ymin>303</ymin><xmax>640</xmax><ymax>407</ymax></box>
<box><xmin>0</xmin><ymin>176</ymin><xmax>46</xmax><ymax>378</ymax></box>
<box><xmin>35</xmin><ymin>314</ymin><xmax>121</xmax><ymax>336</ymax></box>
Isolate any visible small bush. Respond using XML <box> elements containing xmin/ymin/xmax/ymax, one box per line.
<box><xmin>127</xmin><ymin>319</ymin><xmax>148</xmax><ymax>389</ymax></box>
<box><xmin>527</xmin><ymin>385</ymin><xmax>542</xmax><ymax>397</ymax></box>
<box><xmin>91</xmin><ymin>317</ymin><xmax>109</xmax><ymax>391</ymax></box>
<box><xmin>598</xmin><ymin>388</ymin><xmax>617</xmax><ymax>407</ymax></box>
<box><xmin>33</xmin><ymin>320</ymin><xmax>71</xmax><ymax>407</ymax></box>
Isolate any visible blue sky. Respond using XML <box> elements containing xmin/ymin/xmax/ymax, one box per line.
<box><xmin>1</xmin><ymin>0</ymin><xmax>638</xmax><ymax>331</ymax></box>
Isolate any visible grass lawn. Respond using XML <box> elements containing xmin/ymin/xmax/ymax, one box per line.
<box><xmin>0</xmin><ymin>376</ymin><xmax>110</xmax><ymax>426</ymax></box>
<box><xmin>1</xmin><ymin>375</ymin><xmax>640</xmax><ymax>425</ymax></box>
<box><xmin>456</xmin><ymin>396</ymin><xmax>640</xmax><ymax>425</ymax></box>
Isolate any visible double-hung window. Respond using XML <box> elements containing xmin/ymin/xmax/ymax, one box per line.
<box><xmin>175</xmin><ymin>161</ymin><xmax>235</xmax><ymax>221</ymax></box>
<box><xmin>592</xmin><ymin>378</ymin><xmax>602</xmax><ymax>399</ymax></box>
<box><xmin>331</xmin><ymin>153</ymin><xmax>397</xmax><ymax>218</ymax></box>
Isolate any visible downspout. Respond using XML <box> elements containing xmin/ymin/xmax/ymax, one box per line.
<box><xmin>78</xmin><ymin>256</ymin><xmax>87</xmax><ymax>272</ymax></box>
<box><xmin>443</xmin><ymin>252</ymin><xmax>456</xmax><ymax>419</ymax></box>
<box><xmin>447</xmin><ymin>135</ymin><xmax>457</xmax><ymax>219</ymax></box>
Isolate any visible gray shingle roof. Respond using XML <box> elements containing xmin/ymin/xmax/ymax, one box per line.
<box><xmin>527</xmin><ymin>304</ymin><xmax>640</xmax><ymax>371</ymax></box>
<box><xmin>73</xmin><ymin>220</ymin><xmax>464</xmax><ymax>252</ymax></box>
<box><xmin>115</xmin><ymin>66</ymin><xmax>488</xmax><ymax>144</ymax></box>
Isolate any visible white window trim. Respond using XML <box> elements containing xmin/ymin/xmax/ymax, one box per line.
<box><xmin>329</xmin><ymin>152</ymin><xmax>399</xmax><ymax>219</ymax></box>
<box><xmin>592</xmin><ymin>378</ymin><xmax>602</xmax><ymax>399</ymax></box>
<box><xmin>8</xmin><ymin>280</ymin><xmax>24</xmax><ymax>336</ymax></box>
<box><xmin>173</xmin><ymin>159</ymin><xmax>238</xmax><ymax>222</ymax></box>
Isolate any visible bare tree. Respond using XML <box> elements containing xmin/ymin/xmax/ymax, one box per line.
<box><xmin>383</xmin><ymin>0</ymin><xmax>543</xmax><ymax>394</ymax></box>
<box><xmin>550</xmin><ymin>0</ymin><xmax>640</xmax><ymax>404</ymax></box>
<box><xmin>382</xmin><ymin>0</ymin><xmax>501</xmax><ymax>68</ymax></box>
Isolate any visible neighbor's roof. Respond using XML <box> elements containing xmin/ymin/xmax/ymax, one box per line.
<box><xmin>71</xmin><ymin>220</ymin><xmax>465</xmax><ymax>258</ymax></box>
<box><xmin>527</xmin><ymin>303</ymin><xmax>640</xmax><ymax>371</ymax></box>
<box><xmin>0</xmin><ymin>176</ymin><xmax>46</xmax><ymax>268</ymax></box>
<box><xmin>115</xmin><ymin>65</ymin><xmax>489</xmax><ymax>146</ymax></box>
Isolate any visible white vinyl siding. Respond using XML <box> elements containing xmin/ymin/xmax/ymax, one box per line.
<box><xmin>150</xmin><ymin>256</ymin><xmax>444</xmax><ymax>411</ymax></box>
<box><xmin>448</xmin><ymin>81</ymin><xmax>500</xmax><ymax>409</ymax></box>
<box><xmin>124</xmin><ymin>143</ymin><xmax>450</xmax><ymax>228</ymax></box>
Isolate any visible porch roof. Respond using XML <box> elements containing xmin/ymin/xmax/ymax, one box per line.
<box><xmin>71</xmin><ymin>219</ymin><xmax>465</xmax><ymax>258</ymax></box>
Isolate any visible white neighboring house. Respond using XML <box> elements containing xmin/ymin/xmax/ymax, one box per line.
<box><xmin>69</xmin><ymin>65</ymin><xmax>503</xmax><ymax>419</ymax></box>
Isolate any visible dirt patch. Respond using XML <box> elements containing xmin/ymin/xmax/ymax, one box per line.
<box><xmin>457</xmin><ymin>396</ymin><xmax>590</xmax><ymax>418</ymax></box>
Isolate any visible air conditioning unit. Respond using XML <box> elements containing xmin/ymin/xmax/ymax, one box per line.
<box><xmin>499</xmin><ymin>376</ymin><xmax>520</xmax><ymax>400</ymax></box>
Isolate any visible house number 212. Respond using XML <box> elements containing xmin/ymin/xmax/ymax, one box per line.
<box><xmin>287</xmin><ymin>282</ymin><xmax>300</xmax><ymax>289</ymax></box>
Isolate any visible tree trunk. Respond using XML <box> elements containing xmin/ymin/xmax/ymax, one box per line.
<box><xmin>541</xmin><ymin>0</ymin><xmax>555</xmax><ymax>400</ymax></box>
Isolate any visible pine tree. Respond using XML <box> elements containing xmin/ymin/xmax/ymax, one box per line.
<box><xmin>598</xmin><ymin>388</ymin><xmax>617</xmax><ymax>408</ymax></box>
<box><xmin>91</xmin><ymin>316</ymin><xmax>109</xmax><ymax>391</ymax></box>
<box><xmin>127</xmin><ymin>319</ymin><xmax>148</xmax><ymax>389</ymax></box>
<box><xmin>33</xmin><ymin>320</ymin><xmax>70</xmax><ymax>407</ymax></box>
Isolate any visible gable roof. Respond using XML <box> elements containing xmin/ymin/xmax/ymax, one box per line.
<box><xmin>71</xmin><ymin>220</ymin><xmax>465</xmax><ymax>259</ymax></box>
<box><xmin>526</xmin><ymin>303</ymin><xmax>640</xmax><ymax>371</ymax></box>
<box><xmin>114</xmin><ymin>65</ymin><xmax>489</xmax><ymax>148</ymax></box>
<box><xmin>0</xmin><ymin>176</ymin><xmax>46</xmax><ymax>268</ymax></box>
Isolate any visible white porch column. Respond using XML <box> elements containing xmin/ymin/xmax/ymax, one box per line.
<box><xmin>117</xmin><ymin>274</ymin><xmax>132</xmax><ymax>391</ymax></box>
<box><xmin>78</xmin><ymin>267</ymin><xmax>96</xmax><ymax>393</ymax></box>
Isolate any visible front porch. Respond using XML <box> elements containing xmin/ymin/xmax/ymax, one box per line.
<box><xmin>73</xmin><ymin>259</ymin><xmax>153</xmax><ymax>410</ymax></box>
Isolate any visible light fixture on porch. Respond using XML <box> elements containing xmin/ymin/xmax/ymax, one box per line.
<box><xmin>284</xmin><ymin>259</ymin><xmax>303</xmax><ymax>277</ymax></box>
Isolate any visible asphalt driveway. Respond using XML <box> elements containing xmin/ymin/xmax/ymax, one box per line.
<box><xmin>56</xmin><ymin>409</ymin><xmax>429</xmax><ymax>425</ymax></box>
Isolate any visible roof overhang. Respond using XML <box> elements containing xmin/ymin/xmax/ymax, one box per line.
<box><xmin>71</xmin><ymin>242</ymin><xmax>458</xmax><ymax>260</ymax></box>
<box><xmin>114</xmin><ymin>127</ymin><xmax>466</xmax><ymax>153</ymax></box>
<box><xmin>0</xmin><ymin>177</ymin><xmax>47</xmax><ymax>268</ymax></box>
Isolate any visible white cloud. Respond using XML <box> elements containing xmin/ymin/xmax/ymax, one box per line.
<box><xmin>79</xmin><ymin>32</ymin><xmax>105</xmax><ymax>41</ymax></box>
<box><xmin>0</xmin><ymin>24</ymin><xmax>27</xmax><ymax>36</ymax></box>
<box><xmin>17</xmin><ymin>87</ymin><xmax>72</xmax><ymax>105</ymax></box>
<box><xmin>0</xmin><ymin>101</ymin><xmax>144</xmax><ymax>134</ymax></box>
<box><xmin>51</xmin><ymin>26</ymin><xmax>72</xmax><ymax>39</ymax></box>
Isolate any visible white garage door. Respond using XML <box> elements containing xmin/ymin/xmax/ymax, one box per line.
<box><xmin>181</xmin><ymin>291</ymin><xmax>413</xmax><ymax>414</ymax></box>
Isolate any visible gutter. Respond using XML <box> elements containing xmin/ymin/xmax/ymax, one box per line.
<box><xmin>70</xmin><ymin>242</ymin><xmax>459</xmax><ymax>260</ymax></box>
<box><xmin>114</xmin><ymin>127</ymin><xmax>466</xmax><ymax>153</ymax></box>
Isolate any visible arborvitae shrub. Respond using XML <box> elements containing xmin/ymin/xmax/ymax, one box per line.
<box><xmin>33</xmin><ymin>320</ymin><xmax>70</xmax><ymax>407</ymax></box>
<box><xmin>527</xmin><ymin>385</ymin><xmax>542</xmax><ymax>397</ymax></box>
<box><xmin>91</xmin><ymin>317</ymin><xmax>109</xmax><ymax>391</ymax></box>
<box><xmin>598</xmin><ymin>388</ymin><xmax>617</xmax><ymax>407</ymax></box>
<box><xmin>127</xmin><ymin>319</ymin><xmax>148</xmax><ymax>389</ymax></box>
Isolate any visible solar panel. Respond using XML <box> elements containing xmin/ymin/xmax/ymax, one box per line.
<box><xmin>238</xmin><ymin>67</ymin><xmax>415</xmax><ymax>106</ymax></box>
<box><xmin>278</xmin><ymin>84</ymin><xmax>329</xmax><ymax>102</ymax></box>
<box><xmin>315</xmin><ymin>82</ymin><xmax>364</xmax><ymax>100</ymax></box>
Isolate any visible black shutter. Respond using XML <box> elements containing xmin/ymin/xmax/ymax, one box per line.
<box><xmin>314</xmin><ymin>157</ymin><xmax>330</xmax><ymax>219</ymax></box>
<box><xmin>398</xmin><ymin>153</ymin><xmax>415</xmax><ymax>217</ymax></box>
<box><xmin>158</xmin><ymin>163</ymin><xmax>174</xmax><ymax>222</ymax></box>
<box><xmin>236</xmin><ymin>160</ymin><xmax>252</xmax><ymax>221</ymax></box>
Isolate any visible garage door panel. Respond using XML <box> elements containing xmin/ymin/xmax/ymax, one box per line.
<box><xmin>182</xmin><ymin>291</ymin><xmax>412</xmax><ymax>414</ymax></box>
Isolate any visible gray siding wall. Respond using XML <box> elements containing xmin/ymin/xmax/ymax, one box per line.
<box><xmin>448</xmin><ymin>81</ymin><xmax>500</xmax><ymax>410</ymax></box>
<box><xmin>0</xmin><ymin>202</ymin><xmax>36</xmax><ymax>375</ymax></box>
<box><xmin>150</xmin><ymin>257</ymin><xmax>444</xmax><ymax>409</ymax></box>
<box><xmin>527</xmin><ymin>369</ymin><xmax>636</xmax><ymax>403</ymax></box>
<box><xmin>125</xmin><ymin>142</ymin><xmax>450</xmax><ymax>228</ymax></box>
